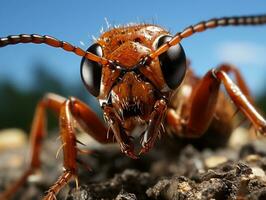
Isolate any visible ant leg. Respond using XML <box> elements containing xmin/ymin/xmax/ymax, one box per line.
<box><xmin>0</xmin><ymin>93</ymin><xmax>65</xmax><ymax>200</ymax></box>
<box><xmin>68</xmin><ymin>97</ymin><xmax>113</xmax><ymax>144</ymax></box>
<box><xmin>44</xmin><ymin>97</ymin><xmax>113</xmax><ymax>200</ymax></box>
<box><xmin>43</xmin><ymin>100</ymin><xmax>78</xmax><ymax>200</ymax></box>
<box><xmin>166</xmin><ymin>108</ymin><xmax>183</xmax><ymax>134</ymax></box>
<box><xmin>167</xmin><ymin>68</ymin><xmax>266</xmax><ymax>137</ymax></box>
<box><xmin>214</xmin><ymin>69</ymin><xmax>266</xmax><ymax>133</ymax></box>
<box><xmin>217</xmin><ymin>64</ymin><xmax>253</xmax><ymax>103</ymax></box>
<box><xmin>0</xmin><ymin>93</ymin><xmax>110</xmax><ymax>200</ymax></box>
<box><xmin>167</xmin><ymin>69</ymin><xmax>221</xmax><ymax>137</ymax></box>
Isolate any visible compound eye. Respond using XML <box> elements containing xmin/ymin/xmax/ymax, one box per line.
<box><xmin>156</xmin><ymin>35</ymin><xmax>187</xmax><ymax>90</ymax></box>
<box><xmin>80</xmin><ymin>43</ymin><xmax>103</xmax><ymax>97</ymax></box>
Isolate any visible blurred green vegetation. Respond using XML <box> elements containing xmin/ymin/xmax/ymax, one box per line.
<box><xmin>257</xmin><ymin>93</ymin><xmax>266</xmax><ymax>115</ymax></box>
<box><xmin>0</xmin><ymin>62</ymin><xmax>100</xmax><ymax>133</ymax></box>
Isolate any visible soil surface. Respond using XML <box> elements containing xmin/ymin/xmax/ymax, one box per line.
<box><xmin>0</xmin><ymin>128</ymin><xmax>266</xmax><ymax>200</ymax></box>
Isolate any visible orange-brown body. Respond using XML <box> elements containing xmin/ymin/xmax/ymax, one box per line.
<box><xmin>0</xmin><ymin>14</ymin><xmax>266</xmax><ymax>200</ymax></box>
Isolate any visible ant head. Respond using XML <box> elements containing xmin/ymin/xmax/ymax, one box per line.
<box><xmin>80</xmin><ymin>25</ymin><xmax>187</xmax><ymax>99</ymax></box>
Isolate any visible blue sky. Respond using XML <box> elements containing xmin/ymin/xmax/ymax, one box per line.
<box><xmin>0</xmin><ymin>0</ymin><xmax>266</xmax><ymax>96</ymax></box>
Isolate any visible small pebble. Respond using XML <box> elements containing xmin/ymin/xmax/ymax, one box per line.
<box><xmin>205</xmin><ymin>156</ymin><xmax>228</xmax><ymax>168</ymax></box>
<box><xmin>251</xmin><ymin>167</ymin><xmax>265</xmax><ymax>177</ymax></box>
<box><xmin>0</xmin><ymin>129</ymin><xmax>27</xmax><ymax>151</ymax></box>
<box><xmin>178</xmin><ymin>182</ymin><xmax>191</xmax><ymax>192</ymax></box>
<box><xmin>228</xmin><ymin>127</ymin><xmax>250</xmax><ymax>148</ymax></box>
<box><xmin>115</xmin><ymin>191</ymin><xmax>137</xmax><ymax>200</ymax></box>
<box><xmin>245</xmin><ymin>154</ymin><xmax>261</xmax><ymax>163</ymax></box>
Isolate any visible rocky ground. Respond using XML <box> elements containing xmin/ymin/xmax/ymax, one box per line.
<box><xmin>0</xmin><ymin>128</ymin><xmax>266</xmax><ymax>200</ymax></box>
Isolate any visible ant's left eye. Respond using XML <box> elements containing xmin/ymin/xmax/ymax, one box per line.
<box><xmin>155</xmin><ymin>35</ymin><xmax>187</xmax><ymax>90</ymax></box>
<box><xmin>80</xmin><ymin>43</ymin><xmax>103</xmax><ymax>97</ymax></box>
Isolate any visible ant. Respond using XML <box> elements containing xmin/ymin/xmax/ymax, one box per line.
<box><xmin>0</xmin><ymin>14</ymin><xmax>266</xmax><ymax>200</ymax></box>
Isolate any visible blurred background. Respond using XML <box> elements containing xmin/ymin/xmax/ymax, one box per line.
<box><xmin>0</xmin><ymin>0</ymin><xmax>265</xmax><ymax>132</ymax></box>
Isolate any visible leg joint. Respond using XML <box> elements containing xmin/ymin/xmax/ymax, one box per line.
<box><xmin>211</xmin><ymin>68</ymin><xmax>219</xmax><ymax>80</ymax></box>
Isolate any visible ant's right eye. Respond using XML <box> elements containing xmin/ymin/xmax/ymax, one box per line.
<box><xmin>80</xmin><ymin>43</ymin><xmax>103</xmax><ymax>97</ymax></box>
<box><xmin>155</xmin><ymin>35</ymin><xmax>187</xmax><ymax>90</ymax></box>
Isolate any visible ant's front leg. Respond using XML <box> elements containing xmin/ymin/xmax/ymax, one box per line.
<box><xmin>44</xmin><ymin>97</ymin><xmax>114</xmax><ymax>200</ymax></box>
<box><xmin>166</xmin><ymin>64</ymin><xmax>266</xmax><ymax>138</ymax></box>
<box><xmin>0</xmin><ymin>93</ymin><xmax>66</xmax><ymax>200</ymax></box>
<box><xmin>0</xmin><ymin>93</ymin><xmax>112</xmax><ymax>200</ymax></box>
<box><xmin>43</xmin><ymin>99</ymin><xmax>78</xmax><ymax>200</ymax></box>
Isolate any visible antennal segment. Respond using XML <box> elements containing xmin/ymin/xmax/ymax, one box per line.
<box><xmin>150</xmin><ymin>14</ymin><xmax>266</xmax><ymax>59</ymax></box>
<box><xmin>0</xmin><ymin>34</ymin><xmax>108</xmax><ymax>65</ymax></box>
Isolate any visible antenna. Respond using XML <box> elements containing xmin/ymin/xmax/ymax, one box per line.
<box><xmin>149</xmin><ymin>14</ymin><xmax>266</xmax><ymax>59</ymax></box>
<box><xmin>0</xmin><ymin>34</ymin><xmax>108</xmax><ymax>65</ymax></box>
